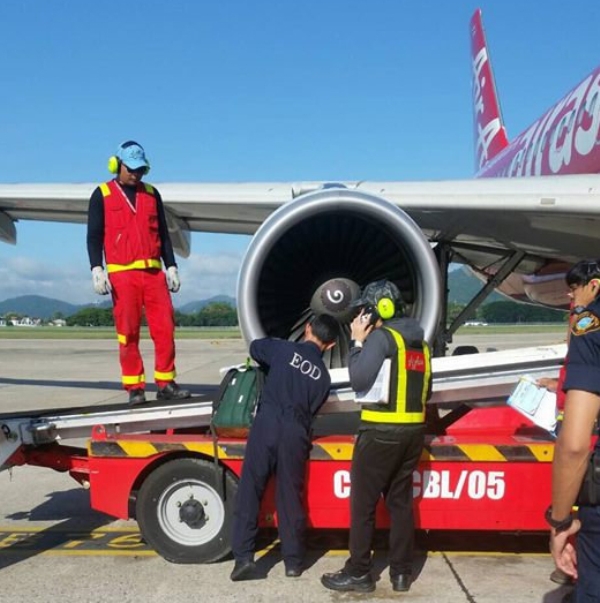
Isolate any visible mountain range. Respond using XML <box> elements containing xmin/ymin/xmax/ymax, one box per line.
<box><xmin>0</xmin><ymin>268</ymin><xmax>500</xmax><ymax>320</ymax></box>
<box><xmin>0</xmin><ymin>294</ymin><xmax>237</xmax><ymax>320</ymax></box>
<box><xmin>448</xmin><ymin>267</ymin><xmax>504</xmax><ymax>305</ymax></box>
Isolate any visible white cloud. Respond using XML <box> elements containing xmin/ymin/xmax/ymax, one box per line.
<box><xmin>0</xmin><ymin>256</ymin><xmax>94</xmax><ymax>305</ymax></box>
<box><xmin>176</xmin><ymin>251</ymin><xmax>244</xmax><ymax>305</ymax></box>
<box><xmin>0</xmin><ymin>251</ymin><xmax>244</xmax><ymax>307</ymax></box>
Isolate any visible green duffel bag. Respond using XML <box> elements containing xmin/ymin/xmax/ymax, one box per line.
<box><xmin>211</xmin><ymin>363</ymin><xmax>265</xmax><ymax>438</ymax></box>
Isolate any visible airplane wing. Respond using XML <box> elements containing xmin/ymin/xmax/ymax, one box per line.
<box><xmin>1</xmin><ymin>174</ymin><xmax>599</xmax><ymax>267</ymax></box>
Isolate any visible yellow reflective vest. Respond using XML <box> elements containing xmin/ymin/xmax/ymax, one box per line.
<box><xmin>361</xmin><ymin>326</ymin><xmax>431</xmax><ymax>424</ymax></box>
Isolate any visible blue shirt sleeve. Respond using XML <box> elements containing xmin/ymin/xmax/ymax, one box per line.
<box><xmin>250</xmin><ymin>338</ymin><xmax>281</xmax><ymax>367</ymax></box>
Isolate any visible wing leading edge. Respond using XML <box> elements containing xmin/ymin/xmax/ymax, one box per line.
<box><xmin>1</xmin><ymin>175</ymin><xmax>600</xmax><ymax>266</ymax></box>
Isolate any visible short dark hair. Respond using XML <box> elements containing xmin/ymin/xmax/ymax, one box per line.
<box><xmin>566</xmin><ymin>260</ymin><xmax>600</xmax><ymax>287</ymax></box>
<box><xmin>310</xmin><ymin>314</ymin><xmax>339</xmax><ymax>344</ymax></box>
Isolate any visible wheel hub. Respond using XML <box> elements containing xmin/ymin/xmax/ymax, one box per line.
<box><xmin>179</xmin><ymin>498</ymin><xmax>205</xmax><ymax>527</ymax></box>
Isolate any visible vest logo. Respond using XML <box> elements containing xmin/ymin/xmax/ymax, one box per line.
<box><xmin>405</xmin><ymin>350</ymin><xmax>425</xmax><ymax>372</ymax></box>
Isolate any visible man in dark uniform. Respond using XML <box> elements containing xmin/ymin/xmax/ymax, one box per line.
<box><xmin>230</xmin><ymin>314</ymin><xmax>339</xmax><ymax>581</ymax></box>
<box><xmin>548</xmin><ymin>260</ymin><xmax>600</xmax><ymax>601</ymax></box>
<box><xmin>321</xmin><ymin>280</ymin><xmax>432</xmax><ymax>594</ymax></box>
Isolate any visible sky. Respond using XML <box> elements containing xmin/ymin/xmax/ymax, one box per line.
<box><xmin>1</xmin><ymin>0</ymin><xmax>599</xmax><ymax>307</ymax></box>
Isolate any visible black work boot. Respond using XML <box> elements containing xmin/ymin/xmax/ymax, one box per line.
<box><xmin>285</xmin><ymin>565</ymin><xmax>303</xmax><ymax>578</ymax></box>
<box><xmin>321</xmin><ymin>569</ymin><xmax>375</xmax><ymax>592</ymax></box>
<box><xmin>391</xmin><ymin>574</ymin><xmax>412</xmax><ymax>592</ymax></box>
<box><xmin>550</xmin><ymin>569</ymin><xmax>574</xmax><ymax>586</ymax></box>
<box><xmin>230</xmin><ymin>559</ymin><xmax>257</xmax><ymax>581</ymax></box>
<box><xmin>156</xmin><ymin>382</ymin><xmax>191</xmax><ymax>401</ymax></box>
<box><xmin>128</xmin><ymin>389</ymin><xmax>147</xmax><ymax>406</ymax></box>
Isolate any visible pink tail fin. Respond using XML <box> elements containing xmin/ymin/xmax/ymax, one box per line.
<box><xmin>471</xmin><ymin>9</ymin><xmax>509</xmax><ymax>172</ymax></box>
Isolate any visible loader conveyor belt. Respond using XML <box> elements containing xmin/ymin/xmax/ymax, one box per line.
<box><xmin>1</xmin><ymin>343</ymin><xmax>566</xmax><ymax>472</ymax></box>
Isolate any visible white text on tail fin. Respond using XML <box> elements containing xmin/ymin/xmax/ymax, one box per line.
<box><xmin>471</xmin><ymin>9</ymin><xmax>509</xmax><ymax>172</ymax></box>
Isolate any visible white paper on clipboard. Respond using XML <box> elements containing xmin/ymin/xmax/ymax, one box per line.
<box><xmin>355</xmin><ymin>359</ymin><xmax>391</xmax><ymax>404</ymax></box>
<box><xmin>507</xmin><ymin>375</ymin><xmax>558</xmax><ymax>433</ymax></box>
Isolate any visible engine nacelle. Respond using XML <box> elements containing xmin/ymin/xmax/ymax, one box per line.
<box><xmin>237</xmin><ymin>188</ymin><xmax>442</xmax><ymax>367</ymax></box>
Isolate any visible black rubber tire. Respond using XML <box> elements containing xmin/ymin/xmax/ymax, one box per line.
<box><xmin>136</xmin><ymin>458</ymin><xmax>237</xmax><ymax>564</ymax></box>
<box><xmin>452</xmin><ymin>345</ymin><xmax>479</xmax><ymax>356</ymax></box>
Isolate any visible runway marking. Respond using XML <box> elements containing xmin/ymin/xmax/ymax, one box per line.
<box><xmin>0</xmin><ymin>527</ymin><xmax>154</xmax><ymax>556</ymax></box>
<box><xmin>0</xmin><ymin>527</ymin><xmax>552</xmax><ymax>558</ymax></box>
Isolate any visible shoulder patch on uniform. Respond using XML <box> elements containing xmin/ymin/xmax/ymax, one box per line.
<box><xmin>571</xmin><ymin>311</ymin><xmax>600</xmax><ymax>336</ymax></box>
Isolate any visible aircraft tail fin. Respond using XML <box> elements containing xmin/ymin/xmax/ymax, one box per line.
<box><xmin>470</xmin><ymin>9</ymin><xmax>509</xmax><ymax>172</ymax></box>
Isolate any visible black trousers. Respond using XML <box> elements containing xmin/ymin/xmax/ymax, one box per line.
<box><xmin>344</xmin><ymin>426</ymin><xmax>425</xmax><ymax>578</ymax></box>
<box><xmin>575</xmin><ymin>504</ymin><xmax>600</xmax><ymax>602</ymax></box>
<box><xmin>231</xmin><ymin>411</ymin><xmax>310</xmax><ymax>568</ymax></box>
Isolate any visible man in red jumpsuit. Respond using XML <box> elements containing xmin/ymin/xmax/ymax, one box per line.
<box><xmin>87</xmin><ymin>140</ymin><xmax>190</xmax><ymax>405</ymax></box>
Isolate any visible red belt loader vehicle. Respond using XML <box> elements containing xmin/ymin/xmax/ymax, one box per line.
<box><xmin>0</xmin><ymin>344</ymin><xmax>564</xmax><ymax>563</ymax></box>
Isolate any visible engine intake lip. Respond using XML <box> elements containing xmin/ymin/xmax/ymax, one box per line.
<box><xmin>237</xmin><ymin>188</ymin><xmax>442</xmax><ymax>357</ymax></box>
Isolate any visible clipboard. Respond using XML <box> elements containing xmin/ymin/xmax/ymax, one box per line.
<box><xmin>507</xmin><ymin>375</ymin><xmax>558</xmax><ymax>433</ymax></box>
<box><xmin>355</xmin><ymin>359</ymin><xmax>391</xmax><ymax>404</ymax></box>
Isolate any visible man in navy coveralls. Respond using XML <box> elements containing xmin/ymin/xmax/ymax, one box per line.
<box><xmin>230</xmin><ymin>314</ymin><xmax>339</xmax><ymax>581</ymax></box>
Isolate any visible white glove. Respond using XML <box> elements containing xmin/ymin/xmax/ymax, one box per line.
<box><xmin>166</xmin><ymin>266</ymin><xmax>181</xmax><ymax>293</ymax></box>
<box><xmin>91</xmin><ymin>266</ymin><xmax>111</xmax><ymax>295</ymax></box>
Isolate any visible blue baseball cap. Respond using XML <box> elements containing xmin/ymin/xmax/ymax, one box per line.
<box><xmin>117</xmin><ymin>142</ymin><xmax>149</xmax><ymax>170</ymax></box>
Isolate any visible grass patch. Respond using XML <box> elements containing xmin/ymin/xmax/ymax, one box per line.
<box><xmin>0</xmin><ymin>324</ymin><xmax>566</xmax><ymax>340</ymax></box>
<box><xmin>455</xmin><ymin>324</ymin><xmax>567</xmax><ymax>335</ymax></box>
<box><xmin>0</xmin><ymin>326</ymin><xmax>242</xmax><ymax>340</ymax></box>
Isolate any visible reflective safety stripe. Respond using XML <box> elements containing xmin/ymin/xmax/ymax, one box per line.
<box><xmin>106</xmin><ymin>259</ymin><xmax>162</xmax><ymax>273</ymax></box>
<box><xmin>117</xmin><ymin>333</ymin><xmax>127</xmax><ymax>345</ymax></box>
<box><xmin>89</xmin><ymin>438</ymin><xmax>555</xmax><ymax>462</ymax></box>
<box><xmin>99</xmin><ymin>183</ymin><xmax>111</xmax><ymax>197</ymax></box>
<box><xmin>361</xmin><ymin>327</ymin><xmax>431</xmax><ymax>424</ymax></box>
<box><xmin>122</xmin><ymin>374</ymin><xmax>145</xmax><ymax>385</ymax></box>
<box><xmin>143</xmin><ymin>183</ymin><xmax>154</xmax><ymax>194</ymax></box>
<box><xmin>154</xmin><ymin>370</ymin><xmax>176</xmax><ymax>381</ymax></box>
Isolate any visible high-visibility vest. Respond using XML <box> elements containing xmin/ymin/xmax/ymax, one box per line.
<box><xmin>360</xmin><ymin>326</ymin><xmax>431</xmax><ymax>424</ymax></box>
<box><xmin>100</xmin><ymin>180</ymin><xmax>162</xmax><ymax>273</ymax></box>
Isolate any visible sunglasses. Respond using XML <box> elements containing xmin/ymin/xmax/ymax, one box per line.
<box><xmin>124</xmin><ymin>165</ymin><xmax>147</xmax><ymax>175</ymax></box>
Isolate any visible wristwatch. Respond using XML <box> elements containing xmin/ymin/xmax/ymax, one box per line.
<box><xmin>350</xmin><ymin>340</ymin><xmax>363</xmax><ymax>349</ymax></box>
<box><xmin>545</xmin><ymin>505</ymin><xmax>574</xmax><ymax>533</ymax></box>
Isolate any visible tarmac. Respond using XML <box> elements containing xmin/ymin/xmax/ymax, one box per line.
<box><xmin>0</xmin><ymin>332</ymin><xmax>573</xmax><ymax>603</ymax></box>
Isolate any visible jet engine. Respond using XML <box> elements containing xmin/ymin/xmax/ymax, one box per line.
<box><xmin>237</xmin><ymin>188</ymin><xmax>443</xmax><ymax>368</ymax></box>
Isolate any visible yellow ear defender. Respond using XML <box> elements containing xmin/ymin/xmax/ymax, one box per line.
<box><xmin>376</xmin><ymin>297</ymin><xmax>395</xmax><ymax>320</ymax></box>
<box><xmin>107</xmin><ymin>157</ymin><xmax>151</xmax><ymax>175</ymax></box>
<box><xmin>107</xmin><ymin>155</ymin><xmax>120</xmax><ymax>174</ymax></box>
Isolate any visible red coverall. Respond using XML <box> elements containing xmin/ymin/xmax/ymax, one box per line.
<box><xmin>100</xmin><ymin>180</ymin><xmax>176</xmax><ymax>390</ymax></box>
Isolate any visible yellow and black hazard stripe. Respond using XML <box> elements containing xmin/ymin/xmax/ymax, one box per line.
<box><xmin>90</xmin><ymin>440</ymin><xmax>236</xmax><ymax>459</ymax></box>
<box><xmin>90</xmin><ymin>439</ymin><xmax>554</xmax><ymax>463</ymax></box>
<box><xmin>421</xmin><ymin>443</ymin><xmax>554</xmax><ymax>463</ymax></box>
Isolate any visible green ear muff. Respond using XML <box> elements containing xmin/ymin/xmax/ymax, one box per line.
<box><xmin>377</xmin><ymin>297</ymin><xmax>395</xmax><ymax>320</ymax></box>
<box><xmin>107</xmin><ymin>156</ymin><xmax>119</xmax><ymax>174</ymax></box>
